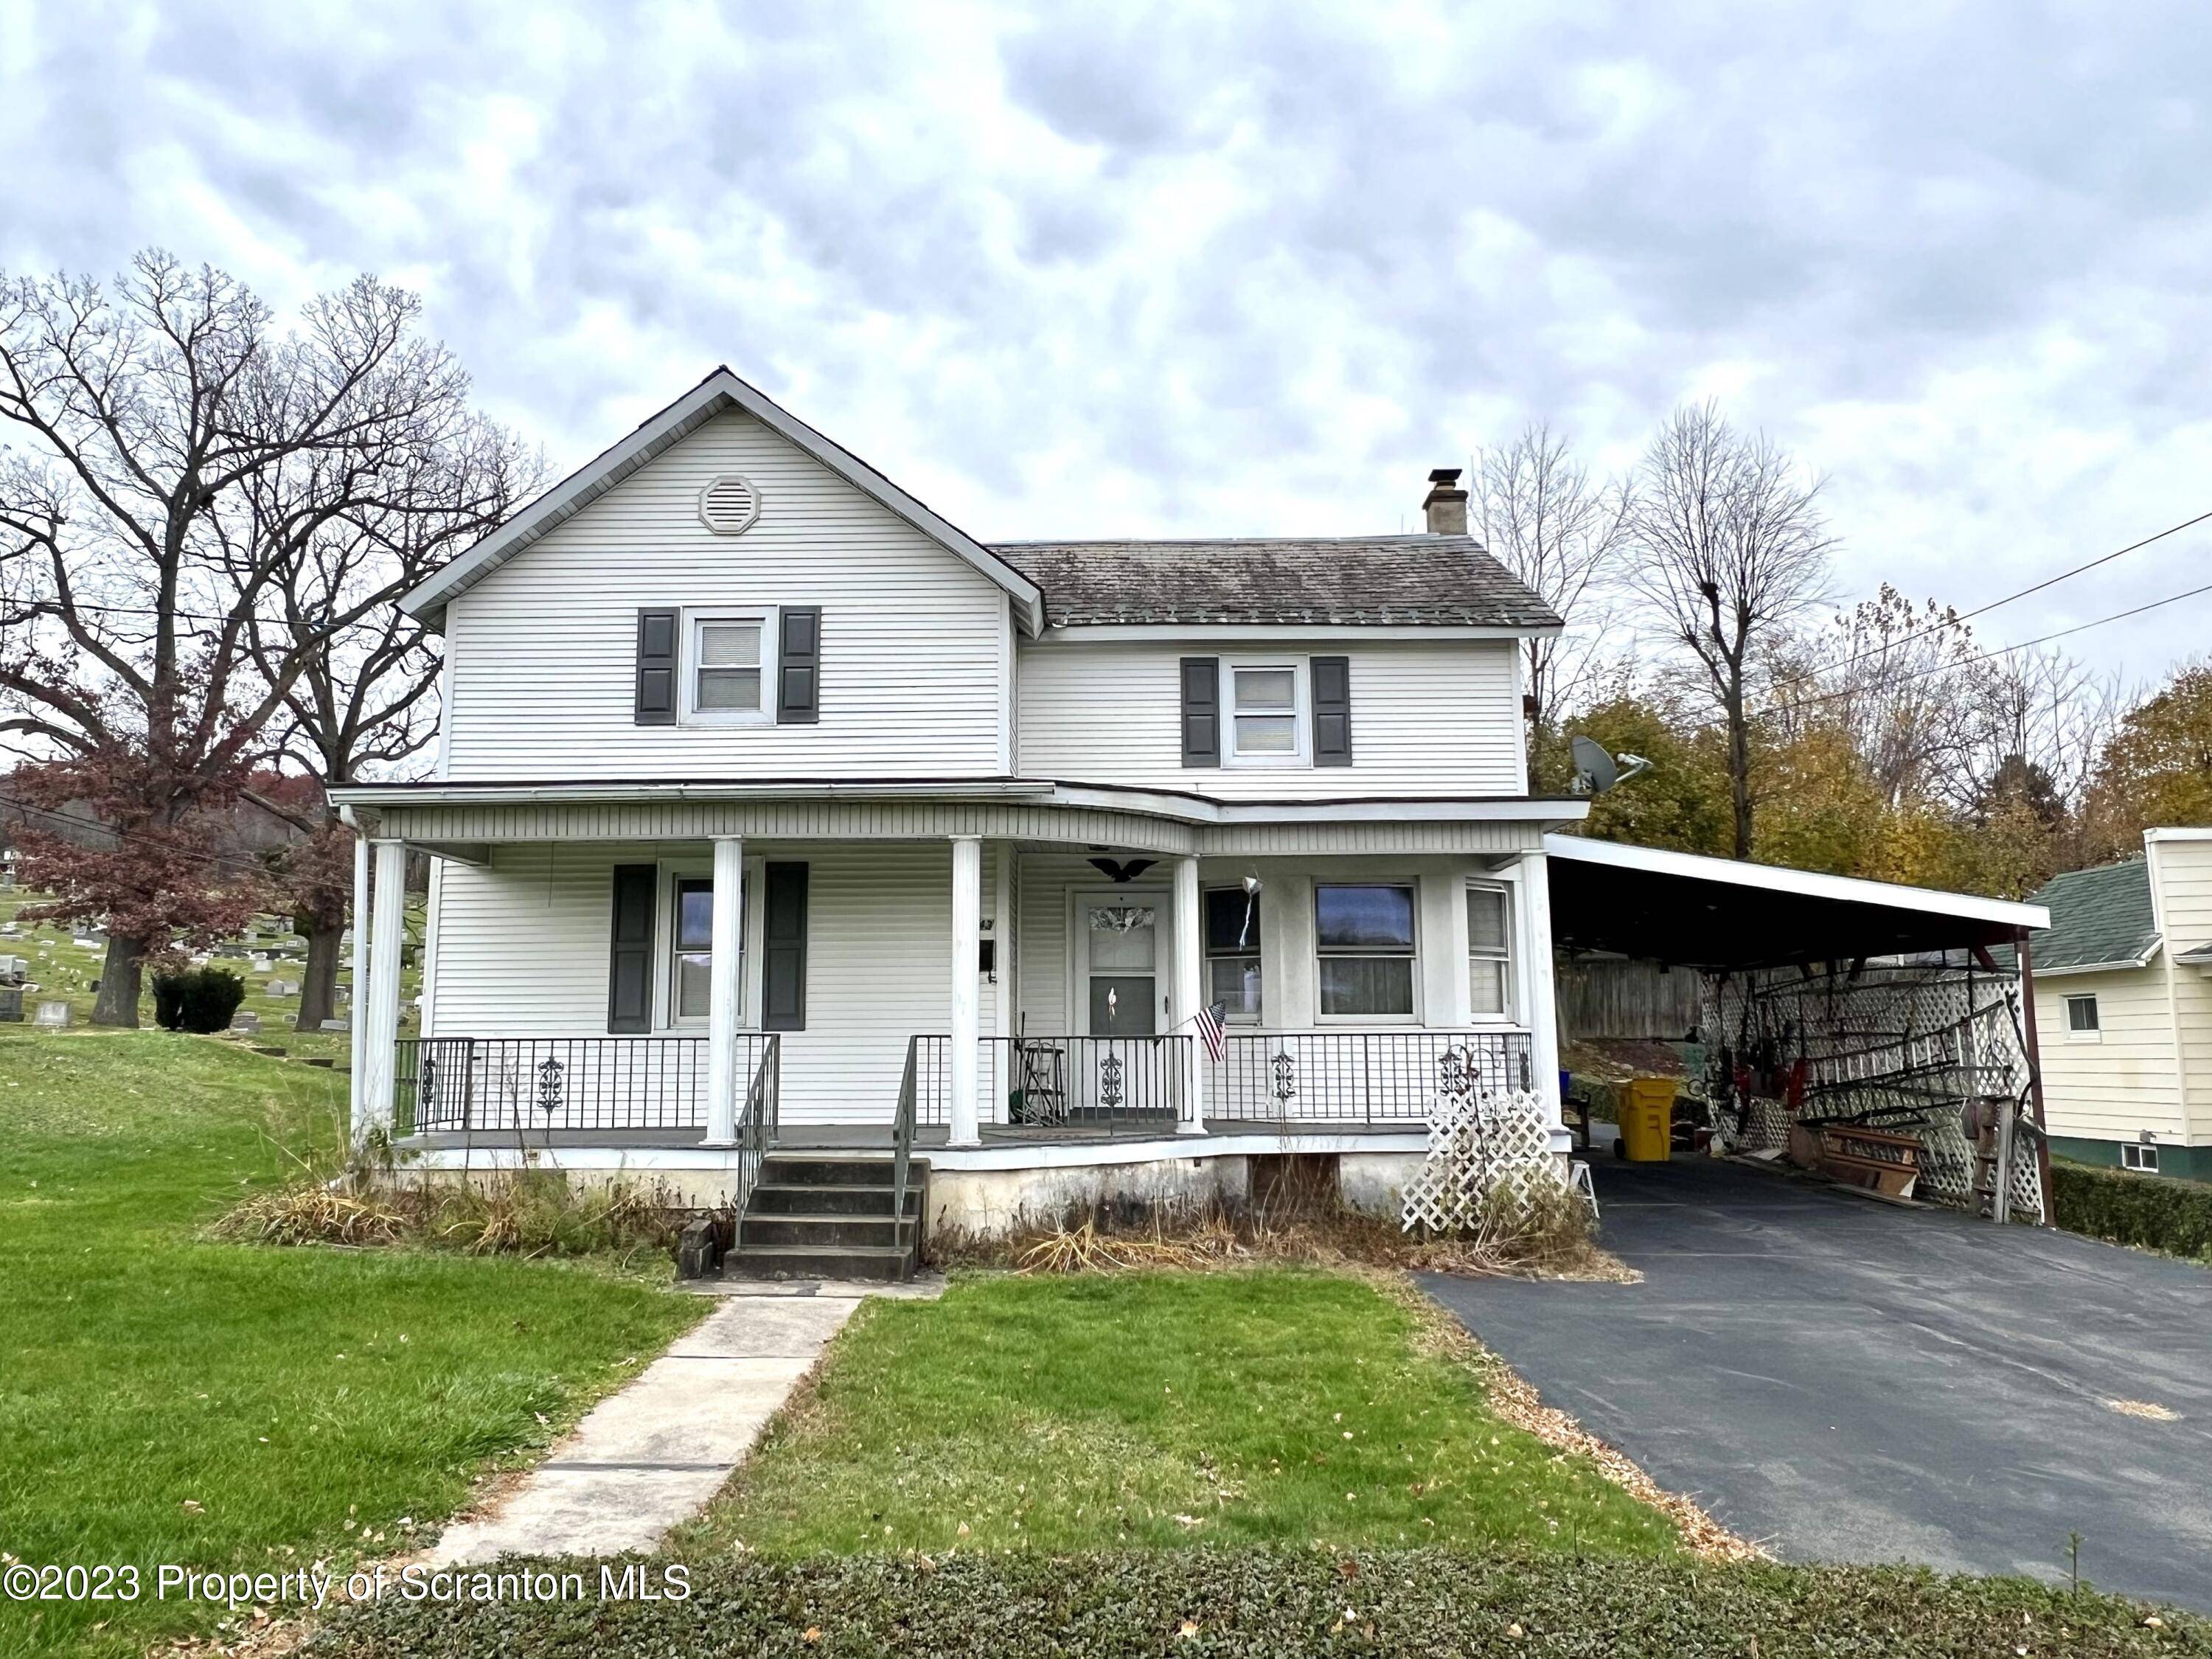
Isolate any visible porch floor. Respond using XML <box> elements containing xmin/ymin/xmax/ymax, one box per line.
<box><xmin>400</xmin><ymin>1119</ymin><xmax>1427</xmax><ymax>1154</ymax></box>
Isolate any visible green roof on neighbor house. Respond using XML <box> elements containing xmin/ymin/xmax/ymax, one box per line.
<box><xmin>2025</xmin><ymin>858</ymin><xmax>2160</xmax><ymax>973</ymax></box>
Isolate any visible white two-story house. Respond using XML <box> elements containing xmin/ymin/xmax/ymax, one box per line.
<box><xmin>331</xmin><ymin>367</ymin><xmax>1587</xmax><ymax>1252</ymax></box>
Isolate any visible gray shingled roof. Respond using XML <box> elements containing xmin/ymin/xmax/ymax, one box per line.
<box><xmin>990</xmin><ymin>536</ymin><xmax>1562</xmax><ymax>629</ymax></box>
<box><xmin>2025</xmin><ymin>858</ymin><xmax>2160</xmax><ymax>972</ymax></box>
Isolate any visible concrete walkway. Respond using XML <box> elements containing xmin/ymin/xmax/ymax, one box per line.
<box><xmin>425</xmin><ymin>1278</ymin><xmax>939</xmax><ymax>1564</ymax></box>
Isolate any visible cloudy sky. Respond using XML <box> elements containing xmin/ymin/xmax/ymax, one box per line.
<box><xmin>4</xmin><ymin>0</ymin><xmax>2208</xmax><ymax>681</ymax></box>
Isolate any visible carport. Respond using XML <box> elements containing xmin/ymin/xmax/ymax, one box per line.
<box><xmin>1541</xmin><ymin>834</ymin><xmax>2053</xmax><ymax>1222</ymax></box>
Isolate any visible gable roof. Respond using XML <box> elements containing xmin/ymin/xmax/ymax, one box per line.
<box><xmin>2023</xmin><ymin>858</ymin><xmax>2161</xmax><ymax>973</ymax></box>
<box><xmin>401</xmin><ymin>367</ymin><xmax>1046</xmax><ymax>633</ymax></box>
<box><xmin>992</xmin><ymin>537</ymin><xmax>1561</xmax><ymax>629</ymax></box>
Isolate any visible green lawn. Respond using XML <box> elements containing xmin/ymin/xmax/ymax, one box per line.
<box><xmin>0</xmin><ymin>1031</ymin><xmax>699</xmax><ymax>1658</ymax></box>
<box><xmin>688</xmin><ymin>1269</ymin><xmax>1679</xmax><ymax>1559</ymax></box>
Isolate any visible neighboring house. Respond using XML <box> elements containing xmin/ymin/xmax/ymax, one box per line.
<box><xmin>330</xmin><ymin>366</ymin><xmax>1582</xmax><ymax>1243</ymax></box>
<box><xmin>2027</xmin><ymin>828</ymin><xmax>2212</xmax><ymax>1182</ymax></box>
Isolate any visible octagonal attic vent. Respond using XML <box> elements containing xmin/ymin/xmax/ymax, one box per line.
<box><xmin>698</xmin><ymin>474</ymin><xmax>761</xmax><ymax>535</ymax></box>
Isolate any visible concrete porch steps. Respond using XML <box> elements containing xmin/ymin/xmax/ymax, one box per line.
<box><xmin>724</xmin><ymin>1153</ymin><xmax>926</xmax><ymax>1284</ymax></box>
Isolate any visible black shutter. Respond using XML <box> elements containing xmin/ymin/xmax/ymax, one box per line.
<box><xmin>761</xmin><ymin>863</ymin><xmax>808</xmax><ymax>1031</ymax></box>
<box><xmin>608</xmin><ymin>864</ymin><xmax>658</xmax><ymax>1032</ymax></box>
<box><xmin>635</xmin><ymin>609</ymin><xmax>678</xmax><ymax>725</ymax></box>
<box><xmin>1180</xmin><ymin>656</ymin><xmax>1220</xmax><ymax>767</ymax></box>
<box><xmin>1312</xmin><ymin>655</ymin><xmax>1352</xmax><ymax>766</ymax></box>
<box><xmin>776</xmin><ymin>607</ymin><xmax>821</xmax><ymax>724</ymax></box>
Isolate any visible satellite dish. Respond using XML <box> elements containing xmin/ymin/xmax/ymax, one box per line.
<box><xmin>1571</xmin><ymin>736</ymin><xmax>1617</xmax><ymax>796</ymax></box>
<box><xmin>1572</xmin><ymin>737</ymin><xmax>1655</xmax><ymax>796</ymax></box>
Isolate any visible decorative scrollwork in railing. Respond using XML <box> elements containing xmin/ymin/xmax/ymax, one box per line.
<box><xmin>535</xmin><ymin>1056</ymin><xmax>566</xmax><ymax>1116</ymax></box>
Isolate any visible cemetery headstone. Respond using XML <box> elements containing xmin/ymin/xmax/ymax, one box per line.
<box><xmin>230</xmin><ymin>1010</ymin><xmax>262</xmax><ymax>1034</ymax></box>
<box><xmin>321</xmin><ymin>1018</ymin><xmax>349</xmax><ymax>1033</ymax></box>
<box><xmin>0</xmin><ymin>987</ymin><xmax>22</xmax><ymax>1022</ymax></box>
<box><xmin>33</xmin><ymin>1001</ymin><xmax>69</xmax><ymax>1028</ymax></box>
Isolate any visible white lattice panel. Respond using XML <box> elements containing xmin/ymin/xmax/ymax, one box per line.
<box><xmin>1401</xmin><ymin>1089</ymin><xmax>1564</xmax><ymax>1234</ymax></box>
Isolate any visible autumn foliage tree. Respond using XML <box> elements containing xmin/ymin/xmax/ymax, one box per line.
<box><xmin>0</xmin><ymin>252</ymin><xmax>508</xmax><ymax>1024</ymax></box>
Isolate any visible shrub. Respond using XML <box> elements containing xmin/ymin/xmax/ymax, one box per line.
<box><xmin>2052</xmin><ymin>1161</ymin><xmax>2212</xmax><ymax>1260</ymax></box>
<box><xmin>150</xmin><ymin>964</ymin><xmax>247</xmax><ymax>1033</ymax></box>
<box><xmin>303</xmin><ymin>1548</ymin><xmax>2199</xmax><ymax>1658</ymax></box>
<box><xmin>209</xmin><ymin>1171</ymin><xmax>686</xmax><ymax>1262</ymax></box>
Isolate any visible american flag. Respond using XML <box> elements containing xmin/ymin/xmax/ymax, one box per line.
<box><xmin>1193</xmin><ymin>999</ymin><xmax>1228</xmax><ymax>1065</ymax></box>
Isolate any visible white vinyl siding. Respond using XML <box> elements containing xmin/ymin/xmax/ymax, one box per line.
<box><xmin>428</xmin><ymin>840</ymin><xmax>1001</xmax><ymax>1125</ymax></box>
<box><xmin>2149</xmin><ymin>835</ymin><xmax>2212</xmax><ymax>1147</ymax></box>
<box><xmin>2033</xmin><ymin>964</ymin><xmax>2185</xmax><ymax>1142</ymax></box>
<box><xmin>1015</xmin><ymin>640</ymin><xmax>1523</xmax><ymax>796</ymax></box>
<box><xmin>441</xmin><ymin>411</ymin><xmax>1009</xmax><ymax>779</ymax></box>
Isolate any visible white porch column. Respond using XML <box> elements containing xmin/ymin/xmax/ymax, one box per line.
<box><xmin>949</xmin><ymin>836</ymin><xmax>982</xmax><ymax>1147</ymax></box>
<box><xmin>704</xmin><ymin>834</ymin><xmax>745</xmax><ymax>1146</ymax></box>
<box><xmin>347</xmin><ymin>827</ymin><xmax>370</xmax><ymax>1145</ymax></box>
<box><xmin>355</xmin><ymin>838</ymin><xmax>408</xmax><ymax>1155</ymax></box>
<box><xmin>1518</xmin><ymin>849</ymin><xmax>1563</xmax><ymax>1127</ymax></box>
<box><xmin>1172</xmin><ymin>854</ymin><xmax>1207</xmax><ymax>1134</ymax></box>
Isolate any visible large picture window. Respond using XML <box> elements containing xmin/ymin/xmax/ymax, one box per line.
<box><xmin>1314</xmin><ymin>883</ymin><xmax>1416</xmax><ymax>1018</ymax></box>
<box><xmin>1466</xmin><ymin>882</ymin><xmax>1514</xmax><ymax>1019</ymax></box>
<box><xmin>684</xmin><ymin>608</ymin><xmax>774</xmax><ymax>723</ymax></box>
<box><xmin>1203</xmin><ymin>886</ymin><xmax>1263</xmax><ymax>1023</ymax></box>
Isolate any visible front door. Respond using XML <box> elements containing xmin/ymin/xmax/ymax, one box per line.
<box><xmin>1075</xmin><ymin>891</ymin><xmax>1169</xmax><ymax>1036</ymax></box>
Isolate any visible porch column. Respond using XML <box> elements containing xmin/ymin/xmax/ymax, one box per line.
<box><xmin>355</xmin><ymin>838</ymin><xmax>408</xmax><ymax>1155</ymax></box>
<box><xmin>949</xmin><ymin>835</ymin><xmax>982</xmax><ymax>1147</ymax></box>
<box><xmin>347</xmin><ymin>827</ymin><xmax>369</xmax><ymax>1147</ymax></box>
<box><xmin>1517</xmin><ymin>849</ymin><xmax>1563</xmax><ymax>1127</ymax></box>
<box><xmin>704</xmin><ymin>834</ymin><xmax>745</xmax><ymax>1146</ymax></box>
<box><xmin>1173</xmin><ymin>854</ymin><xmax>1207</xmax><ymax>1134</ymax></box>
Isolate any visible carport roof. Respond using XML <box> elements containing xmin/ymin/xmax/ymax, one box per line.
<box><xmin>1543</xmin><ymin>834</ymin><xmax>2050</xmax><ymax>971</ymax></box>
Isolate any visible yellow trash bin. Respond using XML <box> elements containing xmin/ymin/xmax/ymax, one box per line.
<box><xmin>1619</xmin><ymin>1077</ymin><xmax>1677</xmax><ymax>1162</ymax></box>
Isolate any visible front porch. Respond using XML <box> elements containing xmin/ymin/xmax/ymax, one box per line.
<box><xmin>335</xmin><ymin>780</ymin><xmax>1572</xmax><ymax>1228</ymax></box>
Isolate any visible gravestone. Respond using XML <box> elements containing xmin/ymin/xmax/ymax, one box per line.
<box><xmin>321</xmin><ymin>1017</ymin><xmax>349</xmax><ymax>1033</ymax></box>
<box><xmin>0</xmin><ymin>954</ymin><xmax>23</xmax><ymax>980</ymax></box>
<box><xmin>266</xmin><ymin>978</ymin><xmax>298</xmax><ymax>998</ymax></box>
<box><xmin>230</xmin><ymin>1010</ymin><xmax>262</xmax><ymax>1034</ymax></box>
<box><xmin>33</xmin><ymin>1001</ymin><xmax>69</xmax><ymax>1028</ymax></box>
<box><xmin>0</xmin><ymin>987</ymin><xmax>22</xmax><ymax>1022</ymax></box>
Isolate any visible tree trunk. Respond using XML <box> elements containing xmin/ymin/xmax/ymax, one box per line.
<box><xmin>295</xmin><ymin>906</ymin><xmax>345</xmax><ymax>1033</ymax></box>
<box><xmin>92</xmin><ymin>934</ymin><xmax>148</xmax><ymax>1028</ymax></box>
<box><xmin>1725</xmin><ymin>682</ymin><xmax>1755</xmax><ymax>860</ymax></box>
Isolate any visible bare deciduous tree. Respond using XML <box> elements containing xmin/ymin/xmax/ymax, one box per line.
<box><xmin>1471</xmin><ymin>421</ymin><xmax>1632</xmax><ymax>733</ymax></box>
<box><xmin>0</xmin><ymin>251</ymin><xmax>498</xmax><ymax>1023</ymax></box>
<box><xmin>1628</xmin><ymin>401</ymin><xmax>1835</xmax><ymax>858</ymax></box>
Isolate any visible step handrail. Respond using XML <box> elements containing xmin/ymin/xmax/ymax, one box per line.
<box><xmin>735</xmin><ymin>1034</ymin><xmax>781</xmax><ymax>1219</ymax></box>
<box><xmin>891</xmin><ymin>1035</ymin><xmax>919</xmax><ymax>1241</ymax></box>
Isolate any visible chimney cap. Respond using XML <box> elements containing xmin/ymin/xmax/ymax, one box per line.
<box><xmin>1427</xmin><ymin>467</ymin><xmax>1464</xmax><ymax>487</ymax></box>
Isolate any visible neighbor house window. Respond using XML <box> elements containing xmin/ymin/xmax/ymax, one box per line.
<box><xmin>2065</xmin><ymin>993</ymin><xmax>2101</xmax><ymax>1040</ymax></box>
<box><xmin>684</xmin><ymin>609</ymin><xmax>774</xmax><ymax>722</ymax></box>
<box><xmin>1203</xmin><ymin>886</ymin><xmax>1262</xmax><ymax>1024</ymax></box>
<box><xmin>1315</xmin><ymin>883</ymin><xmax>1416</xmax><ymax>1018</ymax></box>
<box><xmin>1225</xmin><ymin>661</ymin><xmax>1304</xmax><ymax>765</ymax></box>
<box><xmin>670</xmin><ymin>872</ymin><xmax>748</xmax><ymax>1024</ymax></box>
<box><xmin>1466</xmin><ymin>882</ymin><xmax>1514</xmax><ymax>1020</ymax></box>
<box><xmin>2121</xmin><ymin>1141</ymin><xmax>2160</xmax><ymax>1173</ymax></box>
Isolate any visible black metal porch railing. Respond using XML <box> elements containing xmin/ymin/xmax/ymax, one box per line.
<box><xmin>733</xmin><ymin>1034</ymin><xmax>780</xmax><ymax>1216</ymax></box>
<box><xmin>906</xmin><ymin>1029</ymin><xmax>1533</xmax><ymax>1136</ymax></box>
<box><xmin>1206</xmin><ymin>1030</ymin><xmax>1533</xmax><ymax>1124</ymax></box>
<box><xmin>393</xmin><ymin>1034</ymin><xmax>773</xmax><ymax>1135</ymax></box>
<box><xmin>913</xmin><ymin>1034</ymin><xmax>1193</xmax><ymax>1136</ymax></box>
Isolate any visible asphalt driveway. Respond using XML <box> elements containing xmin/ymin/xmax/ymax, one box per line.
<box><xmin>1419</xmin><ymin>1155</ymin><xmax>2212</xmax><ymax>1610</ymax></box>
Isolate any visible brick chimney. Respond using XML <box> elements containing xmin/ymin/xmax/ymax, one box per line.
<box><xmin>1422</xmin><ymin>467</ymin><xmax>1468</xmax><ymax>535</ymax></box>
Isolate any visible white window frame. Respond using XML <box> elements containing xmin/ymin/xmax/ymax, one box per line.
<box><xmin>1220</xmin><ymin>658</ymin><xmax>1309</xmax><ymax>768</ymax></box>
<box><xmin>2121</xmin><ymin>1141</ymin><xmax>2160</xmax><ymax>1173</ymax></box>
<box><xmin>680</xmin><ymin>606</ymin><xmax>778</xmax><ymax>726</ymax></box>
<box><xmin>2064</xmin><ymin>992</ymin><xmax>2101</xmax><ymax>1043</ymax></box>
<box><xmin>657</xmin><ymin>856</ymin><xmax>767</xmax><ymax>1031</ymax></box>
<box><xmin>1312</xmin><ymin>879</ymin><xmax>1422</xmax><ymax>1025</ymax></box>
<box><xmin>1464</xmin><ymin>879</ymin><xmax>1515</xmax><ymax>1025</ymax></box>
<box><xmin>1202</xmin><ymin>883</ymin><xmax>1264</xmax><ymax>1025</ymax></box>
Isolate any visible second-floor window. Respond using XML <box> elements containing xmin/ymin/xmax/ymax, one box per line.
<box><xmin>1225</xmin><ymin>661</ymin><xmax>1305</xmax><ymax>765</ymax></box>
<box><xmin>685</xmin><ymin>608</ymin><xmax>776</xmax><ymax>724</ymax></box>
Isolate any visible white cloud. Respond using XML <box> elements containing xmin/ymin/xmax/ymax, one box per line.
<box><xmin>3</xmin><ymin>0</ymin><xmax>2208</xmax><ymax>682</ymax></box>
